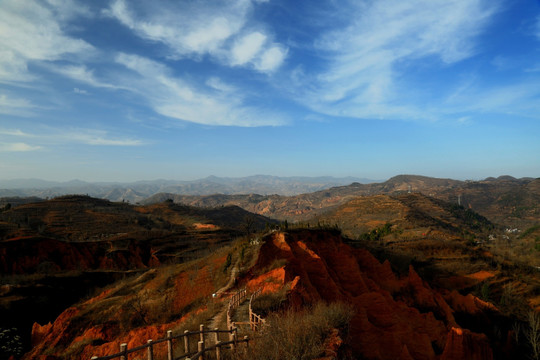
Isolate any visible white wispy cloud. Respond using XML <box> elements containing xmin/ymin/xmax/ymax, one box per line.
<box><xmin>115</xmin><ymin>53</ymin><xmax>287</xmax><ymax>126</ymax></box>
<box><xmin>230</xmin><ymin>32</ymin><xmax>267</xmax><ymax>66</ymax></box>
<box><xmin>0</xmin><ymin>128</ymin><xmax>33</xmax><ymax>137</ymax></box>
<box><xmin>206</xmin><ymin>77</ymin><xmax>236</xmax><ymax>93</ymax></box>
<box><xmin>445</xmin><ymin>81</ymin><xmax>540</xmax><ymax>116</ymax></box>
<box><xmin>0</xmin><ymin>127</ymin><xmax>144</xmax><ymax>148</ymax></box>
<box><xmin>0</xmin><ymin>0</ymin><xmax>93</xmax><ymax>83</ymax></box>
<box><xmin>300</xmin><ymin>0</ymin><xmax>500</xmax><ymax>120</ymax></box>
<box><xmin>105</xmin><ymin>0</ymin><xmax>246</xmax><ymax>56</ymax></box>
<box><xmin>0</xmin><ymin>94</ymin><xmax>36</xmax><ymax>116</ymax></box>
<box><xmin>255</xmin><ymin>46</ymin><xmax>288</xmax><ymax>73</ymax></box>
<box><xmin>49</xmin><ymin>65</ymin><xmax>118</xmax><ymax>89</ymax></box>
<box><xmin>105</xmin><ymin>0</ymin><xmax>287</xmax><ymax>72</ymax></box>
<box><xmin>0</xmin><ymin>143</ymin><xmax>42</xmax><ymax>152</ymax></box>
<box><xmin>66</xmin><ymin>131</ymin><xmax>144</xmax><ymax>146</ymax></box>
<box><xmin>536</xmin><ymin>15</ymin><xmax>540</xmax><ymax>40</ymax></box>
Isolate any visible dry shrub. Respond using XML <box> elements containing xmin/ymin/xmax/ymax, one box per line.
<box><xmin>527</xmin><ymin>311</ymin><xmax>540</xmax><ymax>360</ymax></box>
<box><xmin>250</xmin><ymin>287</ymin><xmax>288</xmax><ymax>317</ymax></box>
<box><xmin>229</xmin><ymin>301</ymin><xmax>354</xmax><ymax>360</ymax></box>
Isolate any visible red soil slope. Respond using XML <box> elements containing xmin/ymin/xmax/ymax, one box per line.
<box><xmin>27</xmin><ymin>229</ymin><xmax>503</xmax><ymax>359</ymax></box>
<box><xmin>24</xmin><ymin>254</ymin><xmax>228</xmax><ymax>359</ymax></box>
<box><xmin>246</xmin><ymin>230</ymin><xmax>496</xmax><ymax>360</ymax></box>
<box><xmin>0</xmin><ymin>237</ymin><xmax>159</xmax><ymax>274</ymax></box>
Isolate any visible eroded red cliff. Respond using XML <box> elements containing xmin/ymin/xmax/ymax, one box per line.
<box><xmin>247</xmin><ymin>230</ymin><xmax>494</xmax><ymax>360</ymax></box>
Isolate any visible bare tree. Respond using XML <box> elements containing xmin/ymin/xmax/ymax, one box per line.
<box><xmin>526</xmin><ymin>311</ymin><xmax>540</xmax><ymax>360</ymax></box>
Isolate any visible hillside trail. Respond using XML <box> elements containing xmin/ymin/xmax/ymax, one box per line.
<box><xmin>231</xmin><ymin>299</ymin><xmax>250</xmax><ymax>325</ymax></box>
<box><xmin>207</xmin><ymin>258</ymin><xmax>241</xmax><ymax>330</ymax></box>
<box><xmin>216</xmin><ymin>260</ymin><xmax>240</xmax><ymax>297</ymax></box>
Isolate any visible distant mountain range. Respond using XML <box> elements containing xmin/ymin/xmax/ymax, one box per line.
<box><xmin>0</xmin><ymin>175</ymin><xmax>378</xmax><ymax>202</ymax></box>
<box><xmin>143</xmin><ymin>174</ymin><xmax>540</xmax><ymax>229</ymax></box>
<box><xmin>2</xmin><ymin>174</ymin><xmax>538</xmax><ymax>229</ymax></box>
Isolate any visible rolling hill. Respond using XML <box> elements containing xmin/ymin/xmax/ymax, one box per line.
<box><xmin>143</xmin><ymin>175</ymin><xmax>540</xmax><ymax>229</ymax></box>
<box><xmin>0</xmin><ymin>195</ymin><xmax>277</xmax><ymax>357</ymax></box>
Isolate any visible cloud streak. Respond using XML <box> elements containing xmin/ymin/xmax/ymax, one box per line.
<box><xmin>105</xmin><ymin>0</ymin><xmax>287</xmax><ymax>72</ymax></box>
<box><xmin>0</xmin><ymin>127</ymin><xmax>145</xmax><ymax>150</ymax></box>
<box><xmin>0</xmin><ymin>143</ymin><xmax>42</xmax><ymax>152</ymax></box>
<box><xmin>0</xmin><ymin>0</ymin><xmax>93</xmax><ymax>83</ymax></box>
<box><xmin>0</xmin><ymin>94</ymin><xmax>36</xmax><ymax>116</ymax></box>
<box><xmin>298</xmin><ymin>0</ymin><xmax>500</xmax><ymax>120</ymax></box>
<box><xmin>49</xmin><ymin>65</ymin><xmax>119</xmax><ymax>89</ymax></box>
<box><xmin>66</xmin><ymin>131</ymin><xmax>144</xmax><ymax>146</ymax></box>
<box><xmin>115</xmin><ymin>53</ymin><xmax>287</xmax><ymax>126</ymax></box>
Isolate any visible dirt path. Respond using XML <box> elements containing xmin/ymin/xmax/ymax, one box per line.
<box><xmin>215</xmin><ymin>261</ymin><xmax>239</xmax><ymax>297</ymax></box>
<box><xmin>207</xmin><ymin>259</ymin><xmax>241</xmax><ymax>330</ymax></box>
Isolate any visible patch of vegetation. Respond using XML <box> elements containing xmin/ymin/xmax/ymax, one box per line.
<box><xmin>250</xmin><ymin>287</ymin><xmax>288</xmax><ymax>317</ymax></box>
<box><xmin>358</xmin><ymin>223</ymin><xmax>392</xmax><ymax>242</ymax></box>
<box><xmin>478</xmin><ymin>281</ymin><xmax>491</xmax><ymax>302</ymax></box>
<box><xmin>223</xmin><ymin>253</ymin><xmax>232</xmax><ymax>273</ymax></box>
<box><xmin>521</xmin><ymin>224</ymin><xmax>540</xmax><ymax>239</ymax></box>
<box><xmin>534</xmin><ymin>237</ymin><xmax>540</xmax><ymax>252</ymax></box>
<box><xmin>0</xmin><ymin>328</ymin><xmax>23</xmax><ymax>360</ymax></box>
<box><xmin>231</xmin><ymin>302</ymin><xmax>354</xmax><ymax>360</ymax></box>
<box><xmin>447</xmin><ymin>204</ymin><xmax>493</xmax><ymax>231</ymax></box>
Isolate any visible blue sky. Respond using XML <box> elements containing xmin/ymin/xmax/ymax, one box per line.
<box><xmin>1</xmin><ymin>0</ymin><xmax>539</xmax><ymax>182</ymax></box>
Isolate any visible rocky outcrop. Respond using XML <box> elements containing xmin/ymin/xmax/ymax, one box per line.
<box><xmin>247</xmin><ymin>230</ymin><xmax>495</xmax><ymax>360</ymax></box>
<box><xmin>440</xmin><ymin>327</ymin><xmax>493</xmax><ymax>360</ymax></box>
<box><xmin>26</xmin><ymin>229</ymin><xmax>500</xmax><ymax>359</ymax></box>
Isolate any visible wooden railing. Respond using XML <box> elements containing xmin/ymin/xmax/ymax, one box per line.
<box><xmin>226</xmin><ymin>288</ymin><xmax>247</xmax><ymax>329</ymax></box>
<box><xmin>248</xmin><ymin>288</ymin><xmax>266</xmax><ymax>331</ymax></box>
<box><xmin>90</xmin><ymin>288</ymin><xmax>265</xmax><ymax>360</ymax></box>
<box><xmin>90</xmin><ymin>324</ymin><xmax>247</xmax><ymax>360</ymax></box>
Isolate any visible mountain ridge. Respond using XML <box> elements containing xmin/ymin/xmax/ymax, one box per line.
<box><xmin>142</xmin><ymin>175</ymin><xmax>540</xmax><ymax>229</ymax></box>
<box><xmin>0</xmin><ymin>175</ymin><xmax>379</xmax><ymax>201</ymax></box>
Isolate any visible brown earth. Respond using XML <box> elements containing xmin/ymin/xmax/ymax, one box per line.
<box><xmin>146</xmin><ymin>175</ymin><xmax>540</xmax><ymax>229</ymax></box>
<box><xmin>24</xmin><ymin>250</ymin><xmax>231</xmax><ymax>359</ymax></box>
<box><xmin>0</xmin><ymin>195</ymin><xmax>276</xmax><ymax>358</ymax></box>
<box><xmin>26</xmin><ymin>229</ymin><xmax>525</xmax><ymax>359</ymax></box>
<box><xmin>242</xmin><ymin>230</ymin><xmax>512</xmax><ymax>359</ymax></box>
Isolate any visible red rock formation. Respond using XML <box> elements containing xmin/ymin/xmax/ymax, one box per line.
<box><xmin>27</xmin><ymin>229</ymin><xmax>497</xmax><ymax>360</ymax></box>
<box><xmin>246</xmin><ymin>230</ymin><xmax>495</xmax><ymax>360</ymax></box>
<box><xmin>440</xmin><ymin>327</ymin><xmax>493</xmax><ymax>360</ymax></box>
<box><xmin>31</xmin><ymin>322</ymin><xmax>52</xmax><ymax>347</ymax></box>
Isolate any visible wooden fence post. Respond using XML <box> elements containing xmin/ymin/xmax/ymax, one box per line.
<box><xmin>147</xmin><ymin>339</ymin><xmax>154</xmax><ymax>360</ymax></box>
<box><xmin>229</xmin><ymin>325</ymin><xmax>236</xmax><ymax>351</ymax></box>
<box><xmin>184</xmin><ymin>330</ymin><xmax>190</xmax><ymax>355</ymax></box>
<box><xmin>215</xmin><ymin>341</ymin><xmax>222</xmax><ymax>360</ymax></box>
<box><xmin>198</xmin><ymin>341</ymin><xmax>205</xmax><ymax>360</ymax></box>
<box><xmin>167</xmin><ymin>330</ymin><xmax>173</xmax><ymax>360</ymax></box>
<box><xmin>120</xmin><ymin>343</ymin><xmax>128</xmax><ymax>360</ymax></box>
<box><xmin>200</xmin><ymin>324</ymin><xmax>205</xmax><ymax>344</ymax></box>
<box><xmin>214</xmin><ymin>327</ymin><xmax>219</xmax><ymax>344</ymax></box>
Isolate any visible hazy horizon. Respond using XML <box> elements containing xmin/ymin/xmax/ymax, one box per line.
<box><xmin>0</xmin><ymin>173</ymin><xmax>535</xmax><ymax>188</ymax></box>
<box><xmin>1</xmin><ymin>0</ymin><xmax>539</xmax><ymax>182</ymax></box>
